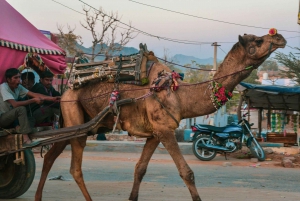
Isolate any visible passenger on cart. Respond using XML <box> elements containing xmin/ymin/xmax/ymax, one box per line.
<box><xmin>0</xmin><ymin>68</ymin><xmax>59</xmax><ymax>147</ymax></box>
<box><xmin>21</xmin><ymin>71</ymin><xmax>35</xmax><ymax>90</ymax></box>
<box><xmin>30</xmin><ymin>70</ymin><xmax>61</xmax><ymax>125</ymax></box>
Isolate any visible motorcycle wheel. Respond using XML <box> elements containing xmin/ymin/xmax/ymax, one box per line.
<box><xmin>192</xmin><ymin>136</ymin><xmax>217</xmax><ymax>161</ymax></box>
<box><xmin>249</xmin><ymin>138</ymin><xmax>265</xmax><ymax>161</ymax></box>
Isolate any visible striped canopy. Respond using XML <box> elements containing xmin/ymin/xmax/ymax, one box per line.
<box><xmin>0</xmin><ymin>0</ymin><xmax>67</xmax><ymax>83</ymax></box>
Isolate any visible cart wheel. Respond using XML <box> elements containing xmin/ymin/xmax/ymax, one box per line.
<box><xmin>0</xmin><ymin>149</ymin><xmax>36</xmax><ymax>199</ymax></box>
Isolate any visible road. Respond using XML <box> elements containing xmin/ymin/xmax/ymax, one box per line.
<box><xmin>5</xmin><ymin>151</ymin><xmax>300</xmax><ymax>201</ymax></box>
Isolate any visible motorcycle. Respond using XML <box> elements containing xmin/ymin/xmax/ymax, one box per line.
<box><xmin>191</xmin><ymin>112</ymin><xmax>265</xmax><ymax>161</ymax></box>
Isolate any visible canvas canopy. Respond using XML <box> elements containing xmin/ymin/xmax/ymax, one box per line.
<box><xmin>237</xmin><ymin>82</ymin><xmax>300</xmax><ymax>111</ymax></box>
<box><xmin>0</xmin><ymin>0</ymin><xmax>66</xmax><ymax>83</ymax></box>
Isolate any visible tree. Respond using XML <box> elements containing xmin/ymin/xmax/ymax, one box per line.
<box><xmin>274</xmin><ymin>49</ymin><xmax>300</xmax><ymax>85</ymax></box>
<box><xmin>81</xmin><ymin>6</ymin><xmax>136</xmax><ymax>62</ymax></box>
<box><xmin>184</xmin><ymin>61</ymin><xmax>213</xmax><ymax>83</ymax></box>
<box><xmin>260</xmin><ymin>59</ymin><xmax>279</xmax><ymax>71</ymax></box>
<box><xmin>243</xmin><ymin>69</ymin><xmax>260</xmax><ymax>84</ymax></box>
<box><xmin>57</xmin><ymin>25</ymin><xmax>83</xmax><ymax>57</ymax></box>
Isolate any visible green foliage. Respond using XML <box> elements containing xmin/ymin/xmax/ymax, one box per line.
<box><xmin>243</xmin><ymin>69</ymin><xmax>259</xmax><ymax>84</ymax></box>
<box><xmin>168</xmin><ymin>65</ymin><xmax>183</xmax><ymax>73</ymax></box>
<box><xmin>260</xmin><ymin>59</ymin><xmax>279</xmax><ymax>71</ymax></box>
<box><xmin>274</xmin><ymin>49</ymin><xmax>300</xmax><ymax>85</ymax></box>
<box><xmin>183</xmin><ymin>61</ymin><xmax>213</xmax><ymax>83</ymax></box>
<box><xmin>226</xmin><ymin>92</ymin><xmax>240</xmax><ymax>112</ymax></box>
<box><xmin>57</xmin><ymin>25</ymin><xmax>83</xmax><ymax>57</ymax></box>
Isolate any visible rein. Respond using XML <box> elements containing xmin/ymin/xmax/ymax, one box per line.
<box><xmin>267</xmin><ymin>42</ymin><xmax>273</xmax><ymax>57</ymax></box>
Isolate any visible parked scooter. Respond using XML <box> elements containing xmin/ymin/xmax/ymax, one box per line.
<box><xmin>191</xmin><ymin>112</ymin><xmax>265</xmax><ymax>161</ymax></box>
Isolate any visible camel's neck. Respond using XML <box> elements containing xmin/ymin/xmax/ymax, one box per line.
<box><xmin>213</xmin><ymin>44</ymin><xmax>253</xmax><ymax>92</ymax></box>
<box><xmin>176</xmin><ymin>81</ymin><xmax>216</xmax><ymax>118</ymax></box>
<box><xmin>176</xmin><ymin>44</ymin><xmax>254</xmax><ymax>119</ymax></box>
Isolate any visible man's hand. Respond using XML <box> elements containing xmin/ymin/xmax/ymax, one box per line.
<box><xmin>51</xmin><ymin>96</ymin><xmax>61</xmax><ymax>102</ymax></box>
<box><xmin>33</xmin><ymin>97</ymin><xmax>44</xmax><ymax>105</ymax></box>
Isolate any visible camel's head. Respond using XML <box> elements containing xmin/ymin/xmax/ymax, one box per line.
<box><xmin>238</xmin><ymin>28</ymin><xmax>286</xmax><ymax>63</ymax></box>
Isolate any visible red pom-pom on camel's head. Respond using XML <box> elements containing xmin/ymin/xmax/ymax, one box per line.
<box><xmin>268</xmin><ymin>28</ymin><xmax>277</xmax><ymax>36</ymax></box>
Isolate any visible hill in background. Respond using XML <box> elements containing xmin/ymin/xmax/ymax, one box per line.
<box><xmin>76</xmin><ymin>44</ymin><xmax>221</xmax><ymax>71</ymax></box>
<box><xmin>76</xmin><ymin>43</ymin><xmax>139</xmax><ymax>60</ymax></box>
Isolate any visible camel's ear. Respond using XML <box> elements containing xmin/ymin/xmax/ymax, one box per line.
<box><xmin>239</xmin><ymin>35</ymin><xmax>246</xmax><ymax>46</ymax></box>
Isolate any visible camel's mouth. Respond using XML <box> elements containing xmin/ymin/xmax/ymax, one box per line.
<box><xmin>272</xmin><ymin>35</ymin><xmax>287</xmax><ymax>48</ymax></box>
<box><xmin>270</xmin><ymin>43</ymin><xmax>286</xmax><ymax>53</ymax></box>
<box><xmin>274</xmin><ymin>42</ymin><xmax>286</xmax><ymax>48</ymax></box>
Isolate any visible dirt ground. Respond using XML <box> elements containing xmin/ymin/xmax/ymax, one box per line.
<box><xmin>8</xmin><ymin>151</ymin><xmax>300</xmax><ymax>201</ymax></box>
<box><xmin>34</xmin><ymin>147</ymin><xmax>300</xmax><ymax>168</ymax></box>
<box><xmin>226</xmin><ymin>150</ymin><xmax>300</xmax><ymax>168</ymax></box>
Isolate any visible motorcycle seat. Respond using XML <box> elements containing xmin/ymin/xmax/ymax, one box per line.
<box><xmin>194</xmin><ymin>124</ymin><xmax>242</xmax><ymax>133</ymax></box>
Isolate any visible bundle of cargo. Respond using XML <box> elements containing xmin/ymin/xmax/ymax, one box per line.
<box><xmin>68</xmin><ymin>43</ymin><xmax>159</xmax><ymax>89</ymax></box>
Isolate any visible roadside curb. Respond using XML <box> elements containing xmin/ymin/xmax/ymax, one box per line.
<box><xmin>65</xmin><ymin>141</ymin><xmax>194</xmax><ymax>155</ymax></box>
<box><xmin>64</xmin><ymin>140</ymin><xmax>300</xmax><ymax>155</ymax></box>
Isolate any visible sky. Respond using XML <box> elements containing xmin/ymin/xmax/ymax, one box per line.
<box><xmin>6</xmin><ymin>0</ymin><xmax>300</xmax><ymax>60</ymax></box>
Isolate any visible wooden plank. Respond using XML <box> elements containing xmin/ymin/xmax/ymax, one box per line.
<box><xmin>0</xmin><ymin>134</ymin><xmax>16</xmax><ymax>153</ymax></box>
<box><xmin>267</xmin><ymin>133</ymin><xmax>297</xmax><ymax>146</ymax></box>
<box><xmin>74</xmin><ymin>61</ymin><xmax>111</xmax><ymax>68</ymax></box>
<box><xmin>74</xmin><ymin>63</ymin><xmax>136</xmax><ymax>75</ymax></box>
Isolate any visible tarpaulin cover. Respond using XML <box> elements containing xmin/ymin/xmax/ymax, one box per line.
<box><xmin>0</xmin><ymin>0</ymin><xmax>66</xmax><ymax>83</ymax></box>
<box><xmin>238</xmin><ymin>82</ymin><xmax>300</xmax><ymax>111</ymax></box>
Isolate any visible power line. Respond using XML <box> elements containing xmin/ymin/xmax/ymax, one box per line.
<box><xmin>218</xmin><ymin>46</ymin><xmax>227</xmax><ymax>55</ymax></box>
<box><xmin>52</xmin><ymin>0</ymin><xmax>84</xmax><ymax>15</ymax></box>
<box><xmin>286</xmin><ymin>45</ymin><xmax>300</xmax><ymax>50</ymax></box>
<box><xmin>128</xmin><ymin>0</ymin><xmax>300</xmax><ymax>34</ymax></box>
<box><xmin>51</xmin><ymin>0</ymin><xmax>299</xmax><ymax>47</ymax></box>
<box><xmin>286</xmin><ymin>35</ymin><xmax>300</xmax><ymax>39</ymax></box>
<box><xmin>156</xmin><ymin>57</ymin><xmax>216</xmax><ymax>71</ymax></box>
<box><xmin>51</xmin><ymin>0</ymin><xmax>229</xmax><ymax>45</ymax></box>
<box><xmin>75</xmin><ymin>0</ymin><xmax>238</xmax><ymax>45</ymax></box>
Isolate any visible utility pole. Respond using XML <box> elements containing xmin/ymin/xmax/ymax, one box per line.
<box><xmin>211</xmin><ymin>42</ymin><xmax>220</xmax><ymax>71</ymax></box>
<box><xmin>298</xmin><ymin>0</ymin><xmax>300</xmax><ymax>24</ymax></box>
<box><xmin>211</xmin><ymin>42</ymin><xmax>222</xmax><ymax>126</ymax></box>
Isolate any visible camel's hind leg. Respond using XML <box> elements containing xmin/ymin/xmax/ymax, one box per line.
<box><xmin>157</xmin><ymin>128</ymin><xmax>201</xmax><ymax>201</ymax></box>
<box><xmin>35</xmin><ymin>141</ymin><xmax>68</xmax><ymax>201</ymax></box>
<box><xmin>128</xmin><ymin>137</ymin><xmax>160</xmax><ymax>201</ymax></box>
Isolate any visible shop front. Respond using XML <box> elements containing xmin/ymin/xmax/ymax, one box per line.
<box><xmin>237</xmin><ymin>82</ymin><xmax>300</xmax><ymax>147</ymax></box>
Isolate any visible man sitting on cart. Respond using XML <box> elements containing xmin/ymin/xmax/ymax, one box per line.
<box><xmin>21</xmin><ymin>71</ymin><xmax>35</xmax><ymax>90</ymax></box>
<box><xmin>30</xmin><ymin>70</ymin><xmax>61</xmax><ymax>125</ymax></box>
<box><xmin>0</xmin><ymin>68</ymin><xmax>59</xmax><ymax>147</ymax></box>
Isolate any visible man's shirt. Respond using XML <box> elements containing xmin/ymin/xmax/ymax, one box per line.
<box><xmin>0</xmin><ymin>83</ymin><xmax>28</xmax><ymax>116</ymax></box>
<box><xmin>30</xmin><ymin>82</ymin><xmax>60</xmax><ymax>110</ymax></box>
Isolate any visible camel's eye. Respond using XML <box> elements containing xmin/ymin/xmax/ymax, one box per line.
<box><xmin>255</xmin><ymin>39</ymin><xmax>263</xmax><ymax>47</ymax></box>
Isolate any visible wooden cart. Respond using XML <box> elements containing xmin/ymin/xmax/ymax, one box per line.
<box><xmin>0</xmin><ymin>99</ymin><xmax>133</xmax><ymax>199</ymax></box>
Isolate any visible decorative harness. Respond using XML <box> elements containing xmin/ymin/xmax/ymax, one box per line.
<box><xmin>209</xmin><ymin>81</ymin><xmax>233</xmax><ymax>110</ymax></box>
<box><xmin>150</xmin><ymin>70</ymin><xmax>183</xmax><ymax>126</ymax></box>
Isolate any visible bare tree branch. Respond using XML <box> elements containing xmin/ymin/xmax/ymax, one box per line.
<box><xmin>57</xmin><ymin>24</ymin><xmax>83</xmax><ymax>56</ymax></box>
<box><xmin>80</xmin><ymin>6</ymin><xmax>137</xmax><ymax>62</ymax></box>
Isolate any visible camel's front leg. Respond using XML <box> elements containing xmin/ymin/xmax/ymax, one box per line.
<box><xmin>69</xmin><ymin>135</ymin><xmax>92</xmax><ymax>201</ymax></box>
<box><xmin>157</xmin><ymin>128</ymin><xmax>201</xmax><ymax>201</ymax></box>
<box><xmin>128</xmin><ymin>137</ymin><xmax>160</xmax><ymax>201</ymax></box>
<box><xmin>35</xmin><ymin>141</ymin><xmax>68</xmax><ymax>201</ymax></box>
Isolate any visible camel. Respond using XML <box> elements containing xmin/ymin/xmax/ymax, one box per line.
<box><xmin>34</xmin><ymin>31</ymin><xmax>286</xmax><ymax>201</ymax></box>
